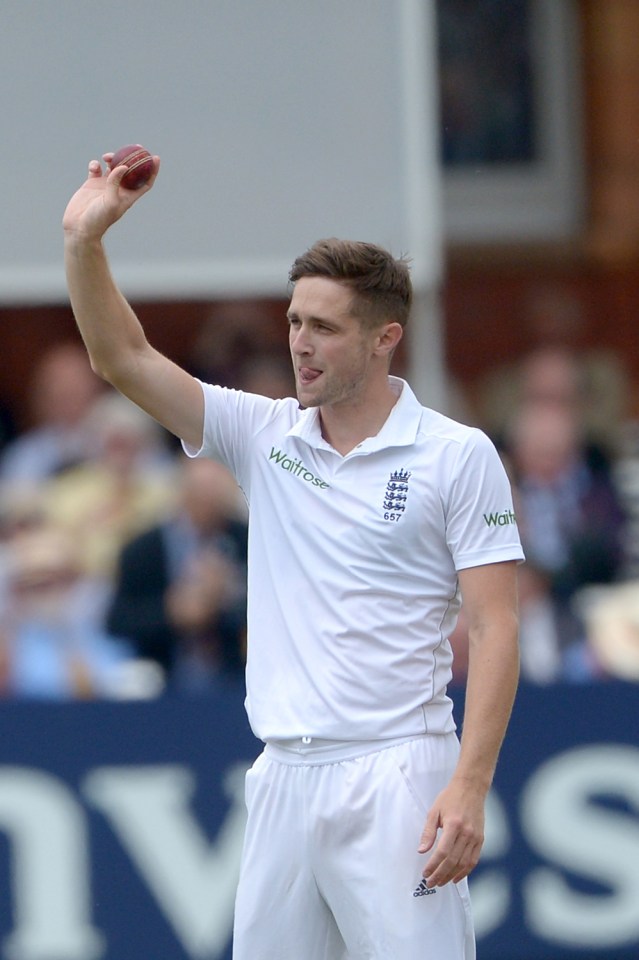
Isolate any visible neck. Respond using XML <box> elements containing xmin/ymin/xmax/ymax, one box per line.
<box><xmin>319</xmin><ymin>378</ymin><xmax>399</xmax><ymax>455</ymax></box>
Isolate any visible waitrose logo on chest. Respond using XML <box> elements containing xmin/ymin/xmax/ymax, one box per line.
<box><xmin>268</xmin><ymin>447</ymin><xmax>330</xmax><ymax>488</ymax></box>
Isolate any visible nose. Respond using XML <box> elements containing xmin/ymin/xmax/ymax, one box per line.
<box><xmin>290</xmin><ymin>324</ymin><xmax>313</xmax><ymax>357</ymax></box>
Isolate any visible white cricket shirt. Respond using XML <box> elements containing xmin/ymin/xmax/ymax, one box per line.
<box><xmin>184</xmin><ymin>377</ymin><xmax>524</xmax><ymax>742</ymax></box>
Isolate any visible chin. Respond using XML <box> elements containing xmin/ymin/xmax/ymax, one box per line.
<box><xmin>295</xmin><ymin>383</ymin><xmax>321</xmax><ymax>408</ymax></box>
<box><xmin>297</xmin><ymin>393</ymin><xmax>320</xmax><ymax>409</ymax></box>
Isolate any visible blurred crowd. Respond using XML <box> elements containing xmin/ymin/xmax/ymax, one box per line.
<box><xmin>0</xmin><ymin>329</ymin><xmax>294</xmax><ymax>701</ymax></box>
<box><xmin>450</xmin><ymin>290</ymin><xmax>639</xmax><ymax>687</ymax></box>
<box><xmin>0</xmin><ymin>300</ymin><xmax>638</xmax><ymax>701</ymax></box>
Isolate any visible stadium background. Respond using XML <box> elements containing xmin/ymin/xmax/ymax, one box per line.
<box><xmin>0</xmin><ymin>2</ymin><xmax>638</xmax><ymax>958</ymax></box>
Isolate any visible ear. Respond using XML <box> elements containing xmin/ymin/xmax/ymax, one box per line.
<box><xmin>373</xmin><ymin>322</ymin><xmax>404</xmax><ymax>358</ymax></box>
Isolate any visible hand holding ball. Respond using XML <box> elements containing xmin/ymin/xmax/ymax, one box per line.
<box><xmin>111</xmin><ymin>144</ymin><xmax>154</xmax><ymax>190</ymax></box>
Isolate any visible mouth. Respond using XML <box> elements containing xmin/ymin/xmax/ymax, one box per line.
<box><xmin>298</xmin><ymin>367</ymin><xmax>322</xmax><ymax>385</ymax></box>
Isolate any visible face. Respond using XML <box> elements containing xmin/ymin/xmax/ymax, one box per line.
<box><xmin>33</xmin><ymin>346</ymin><xmax>100</xmax><ymax>427</ymax></box>
<box><xmin>181</xmin><ymin>458</ymin><xmax>241</xmax><ymax>532</ymax></box>
<box><xmin>512</xmin><ymin>404</ymin><xmax>578</xmax><ymax>483</ymax></box>
<box><xmin>287</xmin><ymin>276</ymin><xmax>385</xmax><ymax>410</ymax></box>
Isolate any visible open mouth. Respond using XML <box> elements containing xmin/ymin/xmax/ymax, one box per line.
<box><xmin>298</xmin><ymin>367</ymin><xmax>322</xmax><ymax>384</ymax></box>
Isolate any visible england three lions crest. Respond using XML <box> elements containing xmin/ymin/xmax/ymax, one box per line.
<box><xmin>382</xmin><ymin>468</ymin><xmax>412</xmax><ymax>522</ymax></box>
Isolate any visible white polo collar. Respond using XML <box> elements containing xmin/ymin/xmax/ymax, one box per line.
<box><xmin>286</xmin><ymin>377</ymin><xmax>424</xmax><ymax>455</ymax></box>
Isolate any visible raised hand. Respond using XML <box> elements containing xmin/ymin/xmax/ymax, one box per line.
<box><xmin>62</xmin><ymin>153</ymin><xmax>160</xmax><ymax>243</ymax></box>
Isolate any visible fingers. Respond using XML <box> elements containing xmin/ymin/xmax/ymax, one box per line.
<box><xmin>417</xmin><ymin>782</ymin><xmax>486</xmax><ymax>887</ymax></box>
<box><xmin>86</xmin><ymin>153</ymin><xmax>161</xmax><ymax>193</ymax></box>
<box><xmin>417</xmin><ymin>807</ymin><xmax>439</xmax><ymax>855</ymax></box>
<box><xmin>418</xmin><ymin>796</ymin><xmax>483</xmax><ymax>887</ymax></box>
<box><xmin>421</xmin><ymin>828</ymin><xmax>482</xmax><ymax>887</ymax></box>
<box><xmin>86</xmin><ymin>156</ymin><xmax>120</xmax><ymax>182</ymax></box>
<box><xmin>102</xmin><ymin>153</ymin><xmax>127</xmax><ymax>181</ymax></box>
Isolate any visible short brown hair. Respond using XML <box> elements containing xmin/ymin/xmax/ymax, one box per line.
<box><xmin>288</xmin><ymin>238</ymin><xmax>412</xmax><ymax>329</ymax></box>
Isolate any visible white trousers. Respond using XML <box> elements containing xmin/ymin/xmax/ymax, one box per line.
<box><xmin>233</xmin><ymin>733</ymin><xmax>476</xmax><ymax>960</ymax></box>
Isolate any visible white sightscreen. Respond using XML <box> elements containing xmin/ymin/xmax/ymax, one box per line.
<box><xmin>0</xmin><ymin>0</ymin><xmax>442</xmax><ymax>304</ymax></box>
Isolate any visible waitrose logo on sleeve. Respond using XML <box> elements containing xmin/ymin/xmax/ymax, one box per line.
<box><xmin>483</xmin><ymin>509</ymin><xmax>517</xmax><ymax>527</ymax></box>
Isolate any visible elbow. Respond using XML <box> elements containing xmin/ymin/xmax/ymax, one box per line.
<box><xmin>88</xmin><ymin>356</ymin><xmax>112</xmax><ymax>384</ymax></box>
<box><xmin>88</xmin><ymin>355</ymin><xmax>123</xmax><ymax>389</ymax></box>
<box><xmin>87</xmin><ymin>351</ymin><xmax>138</xmax><ymax>391</ymax></box>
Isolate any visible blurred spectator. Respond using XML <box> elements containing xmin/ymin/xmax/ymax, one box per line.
<box><xmin>611</xmin><ymin>421</ymin><xmax>639</xmax><ymax>581</ymax></box>
<box><xmin>483</xmin><ymin>343</ymin><xmax>629</xmax><ymax>459</ymax></box>
<box><xmin>519</xmin><ymin>346</ymin><xmax>585</xmax><ymax>409</ymax></box>
<box><xmin>43</xmin><ymin>392</ymin><xmax>176</xmax><ymax>585</ymax></box>
<box><xmin>579</xmin><ymin>581</ymin><xmax>639</xmax><ymax>682</ymax></box>
<box><xmin>0</xmin><ymin>524</ymin><xmax>137</xmax><ymax>699</ymax></box>
<box><xmin>0</xmin><ymin>342</ymin><xmax>104</xmax><ymax>483</ymax></box>
<box><xmin>476</xmin><ymin>286</ymin><xmax>630</xmax><ymax>458</ymax></box>
<box><xmin>106</xmin><ymin>456</ymin><xmax>248</xmax><ymax>693</ymax></box>
<box><xmin>236</xmin><ymin>353</ymin><xmax>296</xmax><ymax>399</ymax></box>
<box><xmin>0</xmin><ymin>484</ymin><xmax>50</xmax><ymax>618</ymax></box>
<box><xmin>516</xmin><ymin>564</ymin><xmax>570</xmax><ymax>684</ymax></box>
<box><xmin>187</xmin><ymin>301</ymin><xmax>281</xmax><ymax>388</ymax></box>
<box><xmin>505</xmin><ymin>400</ymin><xmax>626</xmax><ymax>681</ymax></box>
<box><xmin>0</xmin><ymin>484</ymin><xmax>48</xmax><ymax>540</ymax></box>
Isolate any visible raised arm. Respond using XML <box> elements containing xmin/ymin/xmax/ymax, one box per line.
<box><xmin>418</xmin><ymin>559</ymin><xmax>520</xmax><ymax>886</ymax></box>
<box><xmin>63</xmin><ymin>154</ymin><xmax>205</xmax><ymax>450</ymax></box>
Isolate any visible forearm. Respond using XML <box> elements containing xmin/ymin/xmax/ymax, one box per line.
<box><xmin>454</xmin><ymin>614</ymin><xmax>520</xmax><ymax>792</ymax></box>
<box><xmin>63</xmin><ymin>156</ymin><xmax>205</xmax><ymax>448</ymax></box>
<box><xmin>64</xmin><ymin>235</ymin><xmax>151</xmax><ymax>390</ymax></box>
<box><xmin>417</xmin><ymin>615</ymin><xmax>519</xmax><ymax>886</ymax></box>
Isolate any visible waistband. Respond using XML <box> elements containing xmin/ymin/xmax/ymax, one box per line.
<box><xmin>264</xmin><ymin>733</ymin><xmax>431</xmax><ymax>766</ymax></box>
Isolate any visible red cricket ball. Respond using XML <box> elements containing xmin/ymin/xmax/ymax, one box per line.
<box><xmin>111</xmin><ymin>144</ymin><xmax>154</xmax><ymax>190</ymax></box>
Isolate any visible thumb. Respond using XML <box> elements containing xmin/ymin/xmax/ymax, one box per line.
<box><xmin>418</xmin><ymin>804</ymin><xmax>441</xmax><ymax>854</ymax></box>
